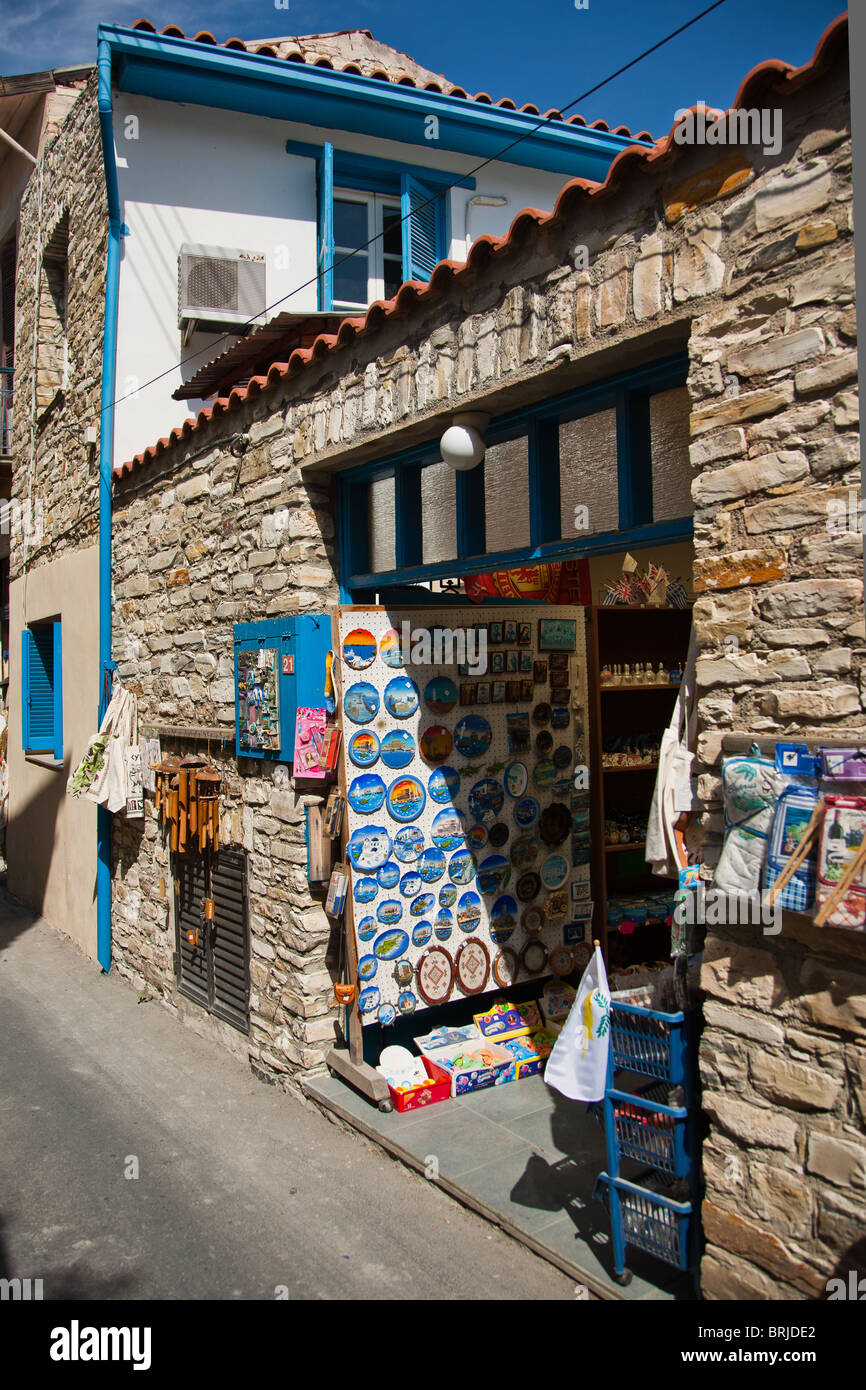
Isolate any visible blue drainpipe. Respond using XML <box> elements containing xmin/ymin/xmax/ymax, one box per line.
<box><xmin>96</xmin><ymin>37</ymin><xmax>122</xmax><ymax>973</ymax></box>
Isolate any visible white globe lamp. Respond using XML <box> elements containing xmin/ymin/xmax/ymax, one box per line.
<box><xmin>440</xmin><ymin>412</ymin><xmax>489</xmax><ymax>471</ymax></box>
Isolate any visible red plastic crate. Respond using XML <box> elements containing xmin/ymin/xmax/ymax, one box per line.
<box><xmin>388</xmin><ymin>1057</ymin><xmax>451</xmax><ymax>1113</ymax></box>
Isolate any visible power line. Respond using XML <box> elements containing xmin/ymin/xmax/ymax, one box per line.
<box><xmin>109</xmin><ymin>0</ymin><xmax>728</xmax><ymax>416</ymax></box>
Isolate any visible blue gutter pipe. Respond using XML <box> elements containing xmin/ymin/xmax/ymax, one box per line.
<box><xmin>96</xmin><ymin>36</ymin><xmax>122</xmax><ymax>973</ymax></box>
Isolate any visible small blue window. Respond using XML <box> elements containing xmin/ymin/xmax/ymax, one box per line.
<box><xmin>22</xmin><ymin>620</ymin><xmax>62</xmax><ymax>761</ymax></box>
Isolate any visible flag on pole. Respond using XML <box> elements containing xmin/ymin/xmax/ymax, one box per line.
<box><xmin>545</xmin><ymin>945</ymin><xmax>611</xmax><ymax>1102</ymax></box>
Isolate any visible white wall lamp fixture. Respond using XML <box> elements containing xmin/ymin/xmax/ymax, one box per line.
<box><xmin>440</xmin><ymin>412</ymin><xmax>489</xmax><ymax>472</ymax></box>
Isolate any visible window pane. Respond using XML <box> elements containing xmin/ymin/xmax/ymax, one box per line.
<box><xmin>368</xmin><ymin>476</ymin><xmax>396</xmax><ymax>572</ymax></box>
<box><xmin>650</xmin><ymin>386</ymin><xmax>692</xmax><ymax>521</ymax></box>
<box><xmin>421</xmin><ymin>462</ymin><xmax>457</xmax><ymax>564</ymax></box>
<box><xmin>484</xmin><ymin>435</ymin><xmax>530</xmax><ymax>552</ymax></box>
<box><xmin>334</xmin><ymin>252</ymin><xmax>368</xmax><ymax>306</ymax></box>
<box><xmin>382</xmin><ymin>207</ymin><xmax>402</xmax><ymax>258</ymax></box>
<box><xmin>334</xmin><ymin>199</ymin><xmax>368</xmax><ymax>250</ymax></box>
<box><xmin>383</xmin><ymin>257</ymin><xmax>402</xmax><ymax>300</ymax></box>
<box><xmin>559</xmin><ymin>409</ymin><xmax>618</xmax><ymax>538</ymax></box>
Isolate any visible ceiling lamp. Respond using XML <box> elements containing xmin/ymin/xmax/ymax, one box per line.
<box><xmin>440</xmin><ymin>412</ymin><xmax>489</xmax><ymax>471</ymax></box>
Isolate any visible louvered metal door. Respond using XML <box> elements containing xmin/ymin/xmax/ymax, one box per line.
<box><xmin>174</xmin><ymin>849</ymin><xmax>250</xmax><ymax>1034</ymax></box>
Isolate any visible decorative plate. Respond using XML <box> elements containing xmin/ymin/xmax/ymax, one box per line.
<box><xmin>438</xmin><ymin>883</ymin><xmax>457</xmax><ymax>908</ymax></box>
<box><xmin>377</xmin><ymin>1002</ymin><xmax>397</xmax><ymax>1026</ymax></box>
<box><xmin>468</xmin><ymin>778</ymin><xmax>505</xmax><ymax>824</ymax></box>
<box><xmin>387</xmin><ymin>775</ymin><xmax>426</xmax><ymax>823</ymax></box>
<box><xmin>453</xmin><ymin>714</ymin><xmax>493</xmax><ymax>758</ymax></box>
<box><xmin>510</xmin><ymin>834</ymin><xmax>540</xmax><ymax>870</ymax></box>
<box><xmin>353</xmin><ymin>877</ymin><xmax>378</xmax><ymax>904</ymax></box>
<box><xmin>493</xmin><ymin>948</ymin><xmax>520</xmax><ymax>989</ymax></box>
<box><xmin>417</xmin><ymin>847</ymin><xmax>447</xmax><ymax>883</ymax></box>
<box><xmin>399</xmin><ymin>871</ymin><xmax>423</xmax><ymax>899</ymax></box>
<box><xmin>513</xmin><ymin>796</ymin><xmax>540</xmax><ymax>830</ymax></box>
<box><xmin>373</xmin><ymin>926</ymin><xmax>410</xmax><ymax>959</ymax></box>
<box><xmin>411</xmin><ymin>921</ymin><xmax>433</xmax><ymax>948</ymax></box>
<box><xmin>397</xmin><ymin>990</ymin><xmax>417</xmax><ymax>1014</ymax></box>
<box><xmin>476</xmin><ymin>854</ymin><xmax>511</xmax><ymax>896</ymax></box>
<box><xmin>358</xmin><ymin>986</ymin><xmax>381</xmax><ymax>1014</ymax></box>
<box><xmin>539</xmin><ymin>802</ymin><xmax>571</xmax><ymax>846</ymax></box>
<box><xmin>376</xmin><ymin>860</ymin><xmax>401</xmax><ymax>889</ymax></box>
<box><xmin>416</xmin><ymin>946</ymin><xmax>455</xmax><ymax>1006</ymax></box>
<box><xmin>384</xmin><ymin>676</ymin><xmax>420</xmax><ymax>719</ymax></box>
<box><xmin>455</xmin><ymin>937</ymin><xmax>491</xmax><ymax>995</ymax></box>
<box><xmin>424</xmin><ymin>675</ymin><xmax>458</xmax><ymax>715</ymax></box>
<box><xmin>393</xmin><ymin>826</ymin><xmax>424</xmax><ymax>862</ymax></box>
<box><xmin>434</xmin><ymin>908</ymin><xmax>455</xmax><ymax>939</ymax></box>
<box><xmin>488</xmin><ymin>822</ymin><xmax>510</xmax><ymax>849</ymax></box>
<box><xmin>347</xmin><ymin>825</ymin><xmax>392</xmax><ymax>872</ymax></box>
<box><xmin>520</xmin><ymin>941</ymin><xmax>549</xmax><ymax>976</ymax></box>
<box><xmin>515</xmin><ymin>871</ymin><xmax>541</xmax><ymax>903</ymax></box>
<box><xmin>356</xmin><ymin>915</ymin><xmax>377</xmax><ymax>941</ymax></box>
<box><xmin>553</xmin><ymin>745</ymin><xmax>573</xmax><ymax>770</ymax></box>
<box><xmin>490</xmin><ymin>894</ymin><xmax>518</xmax><ymax>943</ymax></box>
<box><xmin>534</xmin><ymin>731</ymin><xmax>553</xmax><ymax>755</ymax></box>
<box><xmin>379</xmin><ymin>628</ymin><xmax>404</xmax><ymax>668</ymax></box>
<box><xmin>541</xmin><ymin>853</ymin><xmax>570</xmax><ymax>891</ymax></box>
<box><xmin>534</xmin><ymin>758</ymin><xmax>556</xmax><ymax>786</ymax></box>
<box><xmin>521</xmin><ymin>905</ymin><xmax>544</xmax><ymax>936</ymax></box>
<box><xmin>420</xmin><ymin>725</ymin><xmax>453</xmax><ymax>764</ymax></box>
<box><xmin>347</xmin><ymin>773</ymin><xmax>387</xmax><ymax>815</ymax></box>
<box><xmin>342</xmin><ymin>628</ymin><xmax>377</xmax><ymax>671</ymax></box>
<box><xmin>467</xmin><ymin>825</ymin><xmax>489</xmax><ymax>853</ymax></box>
<box><xmin>344</xmin><ymin>682</ymin><xmax>380</xmax><ymax>724</ymax></box>
<box><xmin>456</xmin><ymin>890</ymin><xmax>482</xmax><ymax>933</ymax></box>
<box><xmin>504</xmin><ymin>760</ymin><xmax>528</xmax><ymax>798</ymax></box>
<box><xmin>410</xmin><ymin>893</ymin><xmax>436</xmax><ymax>918</ymax></box>
<box><xmin>379</xmin><ymin>729</ymin><xmax>416</xmax><ymax>770</ymax></box>
<box><xmin>427</xmin><ymin>765</ymin><xmax>460</xmax><ymax>803</ymax></box>
<box><xmin>448</xmin><ymin>848</ymin><xmax>476</xmax><ymax>885</ymax></box>
<box><xmin>376</xmin><ymin>900</ymin><xmax>403</xmax><ymax>926</ymax></box>
<box><xmin>532</xmin><ymin>702</ymin><xmax>552</xmax><ymax>727</ymax></box>
<box><xmin>348</xmin><ymin>730</ymin><xmax>380</xmax><ymax>768</ymax></box>
<box><xmin>431</xmin><ymin>807</ymin><xmax>467</xmax><ymax>851</ymax></box>
<box><xmin>357</xmin><ymin>954</ymin><xmax>378</xmax><ymax>981</ymax></box>
<box><xmin>550</xmin><ymin>946</ymin><xmax>574</xmax><ymax>977</ymax></box>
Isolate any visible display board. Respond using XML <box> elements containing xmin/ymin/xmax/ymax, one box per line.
<box><xmin>337</xmin><ymin>607</ymin><xmax>591</xmax><ymax>1026</ymax></box>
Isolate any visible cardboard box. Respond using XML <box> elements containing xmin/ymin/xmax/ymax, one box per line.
<box><xmin>473</xmin><ymin>1001</ymin><xmax>530</xmax><ymax>1042</ymax></box>
<box><xmin>499</xmin><ymin>1036</ymin><xmax>544</xmax><ymax>1079</ymax></box>
<box><xmin>422</xmin><ymin>1040</ymin><xmax>514</xmax><ymax>1097</ymax></box>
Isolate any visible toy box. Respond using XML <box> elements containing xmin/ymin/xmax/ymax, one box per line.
<box><xmin>473</xmin><ymin>1001</ymin><xmax>530</xmax><ymax>1041</ymax></box>
<box><xmin>499</xmin><ymin>1036</ymin><xmax>544</xmax><ymax>1079</ymax></box>
<box><xmin>421</xmin><ymin>1040</ymin><xmax>514</xmax><ymax>1097</ymax></box>
<box><xmin>540</xmin><ymin>979</ymin><xmax>576</xmax><ymax>1026</ymax></box>
<box><xmin>387</xmin><ymin>1057</ymin><xmax>452</xmax><ymax>1113</ymax></box>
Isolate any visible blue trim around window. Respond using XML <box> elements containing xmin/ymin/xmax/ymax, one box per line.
<box><xmin>285</xmin><ymin>141</ymin><xmax>476</xmax><ymax>194</ymax></box>
<box><xmin>22</xmin><ymin>620</ymin><xmax>63</xmax><ymax>760</ymax></box>
<box><xmin>337</xmin><ymin>353</ymin><xmax>691</xmax><ymax>596</ymax></box>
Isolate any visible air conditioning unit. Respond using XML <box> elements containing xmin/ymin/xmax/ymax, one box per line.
<box><xmin>178</xmin><ymin>244</ymin><xmax>267</xmax><ymax>336</ymax></box>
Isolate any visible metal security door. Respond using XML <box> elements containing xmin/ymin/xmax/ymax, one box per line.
<box><xmin>174</xmin><ymin>849</ymin><xmax>250</xmax><ymax>1033</ymax></box>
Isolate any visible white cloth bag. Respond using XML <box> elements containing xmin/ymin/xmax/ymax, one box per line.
<box><xmin>69</xmin><ymin>684</ymin><xmax>139</xmax><ymax>814</ymax></box>
<box><xmin>646</xmin><ymin>625</ymin><xmax>697</xmax><ymax>879</ymax></box>
<box><xmin>545</xmin><ymin>946</ymin><xmax>611</xmax><ymax>1103</ymax></box>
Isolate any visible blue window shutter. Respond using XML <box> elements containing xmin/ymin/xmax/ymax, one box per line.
<box><xmin>317</xmin><ymin>141</ymin><xmax>334</xmax><ymax>311</ymax></box>
<box><xmin>23</xmin><ymin>625</ymin><xmax>55</xmax><ymax>752</ymax></box>
<box><xmin>52</xmin><ymin>620</ymin><xmax>63</xmax><ymax>762</ymax></box>
<box><xmin>21</xmin><ymin>628</ymin><xmax>31</xmax><ymax>750</ymax></box>
<box><xmin>401</xmin><ymin>173</ymin><xmax>445</xmax><ymax>283</ymax></box>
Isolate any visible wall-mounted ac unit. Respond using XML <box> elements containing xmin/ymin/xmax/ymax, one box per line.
<box><xmin>178</xmin><ymin>244</ymin><xmax>267</xmax><ymax>336</ymax></box>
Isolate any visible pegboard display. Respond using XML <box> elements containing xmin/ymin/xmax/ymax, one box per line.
<box><xmin>336</xmin><ymin>607</ymin><xmax>591</xmax><ymax>1026</ymax></box>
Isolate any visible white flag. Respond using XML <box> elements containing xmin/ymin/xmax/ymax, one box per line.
<box><xmin>545</xmin><ymin>945</ymin><xmax>611</xmax><ymax>1102</ymax></box>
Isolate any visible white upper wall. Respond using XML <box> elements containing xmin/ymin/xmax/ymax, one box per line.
<box><xmin>112</xmin><ymin>93</ymin><xmax>577</xmax><ymax>468</ymax></box>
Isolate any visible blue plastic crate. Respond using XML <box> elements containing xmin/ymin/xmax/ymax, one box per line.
<box><xmin>610</xmin><ymin>1001</ymin><xmax>689</xmax><ymax>1085</ymax></box>
<box><xmin>609</xmin><ymin>1082</ymin><xmax>690</xmax><ymax>1177</ymax></box>
<box><xmin>595</xmin><ymin>1171</ymin><xmax>693</xmax><ymax>1276</ymax></box>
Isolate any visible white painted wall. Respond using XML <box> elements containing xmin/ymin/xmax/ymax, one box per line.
<box><xmin>112</xmin><ymin>93</ymin><xmax>580</xmax><ymax>470</ymax></box>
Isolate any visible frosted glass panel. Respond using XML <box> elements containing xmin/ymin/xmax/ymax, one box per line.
<box><xmin>421</xmin><ymin>462</ymin><xmax>457</xmax><ymax>564</ymax></box>
<box><xmin>650</xmin><ymin>387</ymin><xmax>692</xmax><ymax>521</ymax></box>
<box><xmin>559</xmin><ymin>409</ymin><xmax>618</xmax><ymax>537</ymax></box>
<box><xmin>484</xmin><ymin>435</ymin><xmax>530</xmax><ymax>552</ymax></box>
<box><xmin>368</xmin><ymin>476</ymin><xmax>396</xmax><ymax>572</ymax></box>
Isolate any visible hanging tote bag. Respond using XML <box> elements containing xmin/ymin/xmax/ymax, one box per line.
<box><xmin>646</xmin><ymin>625</ymin><xmax>697</xmax><ymax>879</ymax></box>
<box><xmin>815</xmin><ymin>795</ymin><xmax>866</xmax><ymax>930</ymax></box>
<box><xmin>714</xmin><ymin>748</ymin><xmax>780</xmax><ymax>898</ymax></box>
<box><xmin>762</xmin><ymin>784</ymin><xmax>820</xmax><ymax>914</ymax></box>
<box><xmin>68</xmin><ymin>683</ymin><xmax>138</xmax><ymax>813</ymax></box>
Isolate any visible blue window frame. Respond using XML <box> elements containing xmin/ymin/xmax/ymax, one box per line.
<box><xmin>337</xmin><ymin>353</ymin><xmax>692</xmax><ymax>598</ymax></box>
<box><xmin>22</xmin><ymin>620</ymin><xmax>63</xmax><ymax>761</ymax></box>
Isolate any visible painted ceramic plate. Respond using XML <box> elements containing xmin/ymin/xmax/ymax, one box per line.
<box><xmin>533</xmin><ymin>702</ymin><xmax>552</xmax><ymax>727</ymax></box>
<box><xmin>539</xmin><ymin>802</ymin><xmax>571</xmax><ymax>846</ymax></box>
<box><xmin>535</xmin><ymin>731</ymin><xmax>553</xmax><ymax>755</ymax></box>
<box><xmin>344</xmin><ymin>682</ymin><xmax>380</xmax><ymax>724</ymax></box>
<box><xmin>377</xmin><ymin>1002</ymin><xmax>397</xmax><ymax>1026</ymax></box>
<box><xmin>541</xmin><ymin>853</ymin><xmax>570</xmax><ymax>891</ymax></box>
<box><xmin>379</xmin><ymin>728</ymin><xmax>415</xmax><ymax>770</ymax></box>
<box><xmin>448</xmin><ymin>848</ymin><xmax>476</xmax><ymax>885</ymax></box>
<box><xmin>454</xmin><ymin>715</ymin><xmax>493</xmax><ymax>758</ymax></box>
<box><xmin>488</xmin><ymin>822</ymin><xmax>510</xmax><ymax>849</ymax></box>
<box><xmin>521</xmin><ymin>905</ymin><xmax>544</xmax><ymax>936</ymax></box>
<box><xmin>358</xmin><ymin>986</ymin><xmax>381</xmax><ymax>1015</ymax></box>
<box><xmin>342</xmin><ymin>627</ymin><xmax>377</xmax><ymax>670</ymax></box>
<box><xmin>357</xmin><ymin>915</ymin><xmax>377</xmax><ymax>941</ymax></box>
<box><xmin>434</xmin><ymin>909</ymin><xmax>454</xmax><ymax>940</ymax></box>
<box><xmin>411</xmin><ymin>920</ymin><xmax>433</xmax><ymax>948</ymax></box>
<box><xmin>393</xmin><ymin>958</ymin><xmax>414</xmax><ymax>986</ymax></box>
<box><xmin>550</xmin><ymin>946</ymin><xmax>574</xmax><ymax>977</ymax></box>
<box><xmin>510</xmin><ymin>834</ymin><xmax>540</xmax><ymax>870</ymax></box>
<box><xmin>347</xmin><ymin>825</ymin><xmax>392</xmax><ymax>872</ymax></box>
<box><xmin>468</xmin><ymin>778</ymin><xmax>505</xmax><ymax>824</ymax></box>
<box><xmin>504</xmin><ymin>761</ymin><xmax>528</xmax><ymax>798</ymax></box>
<box><xmin>420</xmin><ymin>725</ymin><xmax>453</xmax><ymax>764</ymax></box>
<box><xmin>387</xmin><ymin>775</ymin><xmax>426</xmax><ymax>823</ymax></box>
<box><xmin>457</xmin><ymin>890</ymin><xmax>482</xmax><ymax>933</ymax></box>
<box><xmin>455</xmin><ymin>938</ymin><xmax>490</xmax><ymax>995</ymax></box>
<box><xmin>373</xmin><ymin>927</ymin><xmax>410</xmax><ymax>959</ymax></box>
<box><xmin>418</xmin><ymin>847</ymin><xmax>447</xmax><ymax>883</ymax></box>
<box><xmin>399</xmin><ymin>871</ymin><xmax>423</xmax><ymax>899</ymax></box>
<box><xmin>347</xmin><ymin>773</ymin><xmax>387</xmax><ymax>815</ymax></box>
<box><xmin>353</xmin><ymin>877</ymin><xmax>378</xmax><ymax>904</ymax></box>
<box><xmin>438</xmin><ymin>883</ymin><xmax>457</xmax><ymax>909</ymax></box>
<box><xmin>393</xmin><ymin>826</ymin><xmax>424</xmax><ymax>863</ymax></box>
<box><xmin>348</xmin><ymin>730</ymin><xmax>380</xmax><ymax>768</ymax></box>
<box><xmin>377</xmin><ymin>860</ymin><xmax>401</xmax><ymax>889</ymax></box>
<box><xmin>424</xmin><ymin>675</ymin><xmax>458</xmax><ymax>715</ymax></box>
<box><xmin>476</xmin><ymin>854</ymin><xmax>511</xmax><ymax>896</ymax></box>
<box><xmin>384</xmin><ymin>676</ymin><xmax>420</xmax><ymax>719</ymax></box>
<box><xmin>468</xmin><ymin>826</ymin><xmax>489</xmax><ymax>856</ymax></box>
<box><xmin>534</xmin><ymin>758</ymin><xmax>556</xmax><ymax>787</ymax></box>
<box><xmin>516</xmin><ymin>871</ymin><xmax>541</xmax><ymax>903</ymax></box>
<box><xmin>410</xmin><ymin>893</ymin><xmax>436</xmax><ymax>919</ymax></box>
<box><xmin>416</xmin><ymin>946</ymin><xmax>454</xmax><ymax>1006</ymax></box>
<box><xmin>379</xmin><ymin>628</ymin><xmax>405</xmax><ymax>668</ymax></box>
<box><xmin>397</xmin><ymin>990</ymin><xmax>417</xmax><ymax>1015</ymax></box>
<box><xmin>428</xmin><ymin>766</ymin><xmax>460</xmax><ymax>803</ymax></box>
<box><xmin>376</xmin><ymin>901</ymin><xmax>403</xmax><ymax>928</ymax></box>
<box><xmin>513</xmin><ymin>796</ymin><xmax>540</xmax><ymax>829</ymax></box>
<box><xmin>521</xmin><ymin>941</ymin><xmax>549</xmax><ymax>976</ymax></box>
<box><xmin>490</xmin><ymin>894</ymin><xmax>518</xmax><ymax>944</ymax></box>
<box><xmin>358</xmin><ymin>954</ymin><xmax>378</xmax><ymax>982</ymax></box>
<box><xmin>553</xmin><ymin>745</ymin><xmax>573</xmax><ymax>770</ymax></box>
<box><xmin>493</xmin><ymin>948</ymin><xmax>519</xmax><ymax>989</ymax></box>
<box><xmin>431</xmin><ymin>808</ymin><xmax>467</xmax><ymax>851</ymax></box>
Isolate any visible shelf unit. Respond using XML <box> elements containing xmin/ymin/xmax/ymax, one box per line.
<box><xmin>586</xmin><ymin>605</ymin><xmax>693</xmax><ymax>967</ymax></box>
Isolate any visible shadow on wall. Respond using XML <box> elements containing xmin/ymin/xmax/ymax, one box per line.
<box><xmin>2</xmin><ymin>759</ymin><xmax>67</xmax><ymax>949</ymax></box>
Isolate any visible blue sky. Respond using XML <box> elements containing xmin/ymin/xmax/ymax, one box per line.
<box><xmin>1</xmin><ymin>0</ymin><xmax>845</xmax><ymax>142</ymax></box>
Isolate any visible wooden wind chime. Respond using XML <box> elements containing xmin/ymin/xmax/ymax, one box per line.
<box><xmin>151</xmin><ymin>754</ymin><xmax>223</xmax><ymax>947</ymax></box>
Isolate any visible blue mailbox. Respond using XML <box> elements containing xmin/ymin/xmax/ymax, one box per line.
<box><xmin>233</xmin><ymin>615</ymin><xmax>331</xmax><ymax>762</ymax></box>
